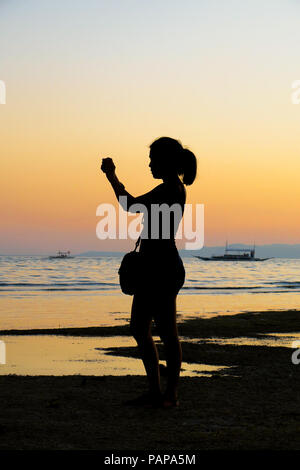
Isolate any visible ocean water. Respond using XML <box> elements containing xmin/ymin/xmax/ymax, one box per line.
<box><xmin>1</xmin><ymin>255</ymin><xmax>300</xmax><ymax>376</ymax></box>
<box><xmin>0</xmin><ymin>255</ymin><xmax>300</xmax><ymax>330</ymax></box>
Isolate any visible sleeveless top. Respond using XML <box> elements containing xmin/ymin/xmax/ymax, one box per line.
<box><xmin>128</xmin><ymin>179</ymin><xmax>186</xmax><ymax>256</ymax></box>
<box><xmin>127</xmin><ymin>179</ymin><xmax>186</xmax><ymax>295</ymax></box>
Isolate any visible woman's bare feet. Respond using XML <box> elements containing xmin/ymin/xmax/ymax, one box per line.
<box><xmin>162</xmin><ymin>391</ymin><xmax>179</xmax><ymax>408</ymax></box>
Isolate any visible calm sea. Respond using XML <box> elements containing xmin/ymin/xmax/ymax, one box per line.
<box><xmin>1</xmin><ymin>255</ymin><xmax>300</xmax><ymax>330</ymax></box>
<box><xmin>1</xmin><ymin>255</ymin><xmax>300</xmax><ymax>376</ymax></box>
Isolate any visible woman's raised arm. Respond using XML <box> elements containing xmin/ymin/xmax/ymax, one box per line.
<box><xmin>101</xmin><ymin>157</ymin><xmax>136</xmax><ymax>207</ymax></box>
<box><xmin>101</xmin><ymin>157</ymin><xmax>164</xmax><ymax>213</ymax></box>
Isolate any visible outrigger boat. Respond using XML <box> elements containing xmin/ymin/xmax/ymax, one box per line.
<box><xmin>194</xmin><ymin>242</ymin><xmax>271</xmax><ymax>262</ymax></box>
<box><xmin>49</xmin><ymin>250</ymin><xmax>74</xmax><ymax>259</ymax></box>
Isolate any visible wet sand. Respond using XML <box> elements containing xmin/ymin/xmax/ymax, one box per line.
<box><xmin>0</xmin><ymin>309</ymin><xmax>300</xmax><ymax>450</ymax></box>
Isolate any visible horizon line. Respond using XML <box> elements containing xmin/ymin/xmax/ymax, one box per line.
<box><xmin>2</xmin><ymin>242</ymin><xmax>300</xmax><ymax>256</ymax></box>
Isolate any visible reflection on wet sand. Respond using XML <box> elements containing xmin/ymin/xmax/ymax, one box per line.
<box><xmin>184</xmin><ymin>332</ymin><xmax>300</xmax><ymax>348</ymax></box>
<box><xmin>0</xmin><ymin>335</ymin><xmax>229</xmax><ymax>377</ymax></box>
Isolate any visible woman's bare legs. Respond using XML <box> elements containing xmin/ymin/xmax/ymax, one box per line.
<box><xmin>154</xmin><ymin>294</ymin><xmax>182</xmax><ymax>404</ymax></box>
<box><xmin>130</xmin><ymin>292</ymin><xmax>181</xmax><ymax>406</ymax></box>
<box><xmin>130</xmin><ymin>293</ymin><xmax>162</xmax><ymax>400</ymax></box>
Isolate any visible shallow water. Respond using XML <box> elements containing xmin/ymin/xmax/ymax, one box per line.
<box><xmin>1</xmin><ymin>332</ymin><xmax>298</xmax><ymax>377</ymax></box>
<box><xmin>0</xmin><ymin>335</ymin><xmax>230</xmax><ymax>377</ymax></box>
<box><xmin>184</xmin><ymin>332</ymin><xmax>300</xmax><ymax>348</ymax></box>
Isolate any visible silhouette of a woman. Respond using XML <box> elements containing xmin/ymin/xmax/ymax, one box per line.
<box><xmin>101</xmin><ymin>137</ymin><xmax>197</xmax><ymax>407</ymax></box>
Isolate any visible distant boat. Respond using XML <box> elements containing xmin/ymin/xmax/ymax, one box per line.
<box><xmin>49</xmin><ymin>250</ymin><xmax>74</xmax><ymax>259</ymax></box>
<box><xmin>194</xmin><ymin>242</ymin><xmax>272</xmax><ymax>262</ymax></box>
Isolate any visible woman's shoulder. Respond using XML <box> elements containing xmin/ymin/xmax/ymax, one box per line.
<box><xmin>162</xmin><ymin>179</ymin><xmax>186</xmax><ymax>203</ymax></box>
<box><xmin>148</xmin><ymin>179</ymin><xmax>186</xmax><ymax>202</ymax></box>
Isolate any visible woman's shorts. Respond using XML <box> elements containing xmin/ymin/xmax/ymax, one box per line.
<box><xmin>135</xmin><ymin>252</ymin><xmax>185</xmax><ymax>296</ymax></box>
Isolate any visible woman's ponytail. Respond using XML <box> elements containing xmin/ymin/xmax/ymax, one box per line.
<box><xmin>180</xmin><ymin>148</ymin><xmax>197</xmax><ymax>186</ymax></box>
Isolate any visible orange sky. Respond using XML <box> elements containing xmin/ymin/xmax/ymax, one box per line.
<box><xmin>1</xmin><ymin>0</ymin><xmax>300</xmax><ymax>253</ymax></box>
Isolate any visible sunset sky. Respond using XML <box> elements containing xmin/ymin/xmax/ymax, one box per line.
<box><xmin>1</xmin><ymin>0</ymin><xmax>300</xmax><ymax>254</ymax></box>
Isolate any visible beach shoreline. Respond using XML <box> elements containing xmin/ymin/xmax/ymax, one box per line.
<box><xmin>0</xmin><ymin>309</ymin><xmax>299</xmax><ymax>450</ymax></box>
<box><xmin>1</xmin><ymin>308</ymin><xmax>300</xmax><ymax>337</ymax></box>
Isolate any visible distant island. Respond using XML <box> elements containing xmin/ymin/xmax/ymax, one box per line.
<box><xmin>76</xmin><ymin>244</ymin><xmax>300</xmax><ymax>259</ymax></box>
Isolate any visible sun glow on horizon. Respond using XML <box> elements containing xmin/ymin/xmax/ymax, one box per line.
<box><xmin>1</xmin><ymin>0</ymin><xmax>300</xmax><ymax>253</ymax></box>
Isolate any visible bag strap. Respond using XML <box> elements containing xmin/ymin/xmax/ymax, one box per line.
<box><xmin>134</xmin><ymin>236</ymin><xmax>141</xmax><ymax>252</ymax></box>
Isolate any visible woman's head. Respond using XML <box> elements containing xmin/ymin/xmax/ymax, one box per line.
<box><xmin>149</xmin><ymin>137</ymin><xmax>197</xmax><ymax>185</ymax></box>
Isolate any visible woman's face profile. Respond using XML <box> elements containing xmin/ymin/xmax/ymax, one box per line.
<box><xmin>149</xmin><ymin>149</ymin><xmax>163</xmax><ymax>179</ymax></box>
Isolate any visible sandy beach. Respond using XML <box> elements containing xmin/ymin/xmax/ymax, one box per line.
<box><xmin>0</xmin><ymin>309</ymin><xmax>299</xmax><ymax>450</ymax></box>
